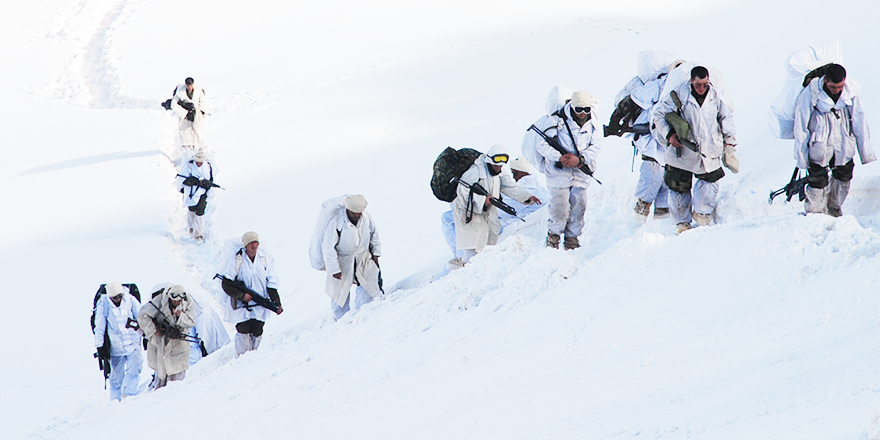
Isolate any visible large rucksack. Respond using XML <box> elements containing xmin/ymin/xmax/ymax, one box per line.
<box><xmin>769</xmin><ymin>41</ymin><xmax>844</xmax><ymax>139</ymax></box>
<box><xmin>430</xmin><ymin>147</ymin><xmax>482</xmax><ymax>202</ymax></box>
<box><xmin>309</xmin><ymin>195</ymin><xmax>350</xmax><ymax>271</ymax></box>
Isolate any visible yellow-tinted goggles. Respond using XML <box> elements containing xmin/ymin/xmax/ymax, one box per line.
<box><xmin>490</xmin><ymin>154</ymin><xmax>509</xmax><ymax>164</ymax></box>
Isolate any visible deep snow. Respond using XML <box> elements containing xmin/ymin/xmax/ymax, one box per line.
<box><xmin>3</xmin><ymin>0</ymin><xmax>880</xmax><ymax>439</ymax></box>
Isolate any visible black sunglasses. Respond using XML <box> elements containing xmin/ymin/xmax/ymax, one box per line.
<box><xmin>574</xmin><ymin>106</ymin><xmax>591</xmax><ymax>114</ymax></box>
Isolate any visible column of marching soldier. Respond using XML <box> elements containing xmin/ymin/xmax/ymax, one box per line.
<box><xmin>92</xmin><ymin>44</ymin><xmax>874</xmax><ymax>399</ymax></box>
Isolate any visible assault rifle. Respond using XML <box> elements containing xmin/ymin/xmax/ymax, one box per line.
<box><xmin>94</xmin><ymin>345</ymin><xmax>111</xmax><ymax>387</ymax></box>
<box><xmin>145</xmin><ymin>302</ymin><xmax>200</xmax><ymax>344</ymax></box>
<box><xmin>214</xmin><ymin>274</ymin><xmax>281</xmax><ymax>314</ymax></box>
<box><xmin>177</xmin><ymin>174</ymin><xmax>224</xmax><ymax>190</ymax></box>
<box><xmin>454</xmin><ymin>178</ymin><xmax>525</xmax><ymax>223</ymax></box>
<box><xmin>603</xmin><ymin>122</ymin><xmax>651</xmax><ymax>138</ymax></box>
<box><xmin>527</xmin><ymin>124</ymin><xmax>601</xmax><ymax>184</ymax></box>
<box><xmin>769</xmin><ymin>167</ymin><xmax>809</xmax><ymax>204</ymax></box>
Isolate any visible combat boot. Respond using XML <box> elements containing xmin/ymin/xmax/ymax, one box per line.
<box><xmin>676</xmin><ymin>222</ymin><xmax>692</xmax><ymax>234</ymax></box>
<box><xmin>563</xmin><ymin>235</ymin><xmax>580</xmax><ymax>250</ymax></box>
<box><xmin>633</xmin><ymin>199</ymin><xmax>651</xmax><ymax>224</ymax></box>
<box><xmin>545</xmin><ymin>231</ymin><xmax>561</xmax><ymax>249</ymax></box>
<box><xmin>653</xmin><ymin>207</ymin><xmax>670</xmax><ymax>219</ymax></box>
<box><xmin>693</xmin><ymin>212</ymin><xmax>712</xmax><ymax>226</ymax></box>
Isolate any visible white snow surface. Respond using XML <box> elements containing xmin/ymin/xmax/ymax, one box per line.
<box><xmin>3</xmin><ymin>0</ymin><xmax>880</xmax><ymax>438</ymax></box>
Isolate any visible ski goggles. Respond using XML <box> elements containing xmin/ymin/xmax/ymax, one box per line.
<box><xmin>573</xmin><ymin>106</ymin><xmax>591</xmax><ymax>114</ymax></box>
<box><xmin>170</xmin><ymin>291</ymin><xmax>187</xmax><ymax>299</ymax></box>
<box><xmin>490</xmin><ymin>154</ymin><xmax>509</xmax><ymax>164</ymax></box>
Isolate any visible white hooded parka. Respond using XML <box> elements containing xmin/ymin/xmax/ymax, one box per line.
<box><xmin>176</xmin><ymin>160</ymin><xmax>213</xmax><ymax>208</ymax></box>
<box><xmin>793</xmin><ymin>77</ymin><xmax>874</xmax><ymax>169</ymax></box>
<box><xmin>220</xmin><ymin>246</ymin><xmax>280</xmax><ymax>324</ymax></box>
<box><xmin>654</xmin><ymin>81</ymin><xmax>737</xmax><ymax>174</ymax></box>
<box><xmin>93</xmin><ymin>292</ymin><xmax>142</xmax><ymax>357</ymax></box>
<box><xmin>138</xmin><ymin>291</ymin><xmax>196</xmax><ymax>379</ymax></box>
<box><xmin>453</xmin><ymin>155</ymin><xmax>535</xmax><ymax>252</ymax></box>
<box><xmin>532</xmin><ymin>103</ymin><xmax>602</xmax><ymax>188</ymax></box>
<box><xmin>323</xmin><ymin>209</ymin><xmax>382</xmax><ymax>307</ymax></box>
<box><xmin>172</xmin><ymin>84</ymin><xmax>207</xmax><ymax>146</ymax></box>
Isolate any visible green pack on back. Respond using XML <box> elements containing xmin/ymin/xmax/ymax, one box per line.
<box><xmin>431</xmin><ymin>147</ymin><xmax>482</xmax><ymax>202</ymax></box>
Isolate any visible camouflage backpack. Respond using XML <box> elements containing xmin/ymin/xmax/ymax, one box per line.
<box><xmin>430</xmin><ymin>147</ymin><xmax>482</xmax><ymax>202</ymax></box>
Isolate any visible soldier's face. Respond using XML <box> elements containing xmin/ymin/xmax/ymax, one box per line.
<box><xmin>186</xmin><ymin>84</ymin><xmax>194</xmax><ymax>93</ymax></box>
<box><xmin>690</xmin><ymin>77</ymin><xmax>710</xmax><ymax>96</ymax></box>
<box><xmin>824</xmin><ymin>78</ymin><xmax>845</xmax><ymax>96</ymax></box>
<box><xmin>245</xmin><ymin>241</ymin><xmax>259</xmax><ymax>258</ymax></box>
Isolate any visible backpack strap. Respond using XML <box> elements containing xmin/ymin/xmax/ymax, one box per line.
<box><xmin>235</xmin><ymin>249</ymin><xmax>243</xmax><ymax>280</ymax></box>
<box><xmin>670</xmin><ymin>91</ymin><xmax>683</xmax><ymax>113</ymax></box>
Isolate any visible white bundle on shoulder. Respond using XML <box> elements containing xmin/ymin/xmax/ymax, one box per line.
<box><xmin>768</xmin><ymin>41</ymin><xmax>844</xmax><ymax>139</ymax></box>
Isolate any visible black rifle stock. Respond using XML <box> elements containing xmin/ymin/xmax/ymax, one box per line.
<box><xmin>527</xmin><ymin>124</ymin><xmax>601</xmax><ymax>184</ymax></box>
<box><xmin>214</xmin><ymin>274</ymin><xmax>280</xmax><ymax>314</ymax></box>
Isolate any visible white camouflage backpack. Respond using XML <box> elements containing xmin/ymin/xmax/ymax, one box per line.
<box><xmin>309</xmin><ymin>195</ymin><xmax>350</xmax><ymax>271</ymax></box>
<box><xmin>521</xmin><ymin>85</ymin><xmax>572</xmax><ymax>171</ymax></box>
<box><xmin>769</xmin><ymin>41</ymin><xmax>844</xmax><ymax>139</ymax></box>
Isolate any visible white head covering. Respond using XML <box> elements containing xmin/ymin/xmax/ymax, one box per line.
<box><xmin>571</xmin><ymin>91</ymin><xmax>596</xmax><ymax>108</ymax></box>
<box><xmin>509</xmin><ymin>157</ymin><xmax>532</xmax><ymax>173</ymax></box>
<box><xmin>241</xmin><ymin>231</ymin><xmax>259</xmax><ymax>246</ymax></box>
<box><xmin>105</xmin><ymin>282</ymin><xmax>124</xmax><ymax>297</ymax></box>
<box><xmin>344</xmin><ymin>195</ymin><xmax>368</xmax><ymax>213</ymax></box>
<box><xmin>194</xmin><ymin>151</ymin><xmax>206</xmax><ymax>163</ymax></box>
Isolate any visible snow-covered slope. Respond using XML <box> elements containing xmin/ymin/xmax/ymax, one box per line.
<box><xmin>3</xmin><ymin>0</ymin><xmax>880</xmax><ymax>438</ymax></box>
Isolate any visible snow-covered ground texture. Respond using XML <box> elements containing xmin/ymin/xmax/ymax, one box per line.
<box><xmin>3</xmin><ymin>0</ymin><xmax>880</xmax><ymax>438</ymax></box>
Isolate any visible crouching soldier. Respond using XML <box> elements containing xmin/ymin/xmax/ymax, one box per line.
<box><xmin>450</xmin><ymin>145</ymin><xmax>541</xmax><ymax>267</ymax></box>
<box><xmin>93</xmin><ymin>282</ymin><xmax>143</xmax><ymax>400</ymax></box>
<box><xmin>138</xmin><ymin>284</ymin><xmax>195</xmax><ymax>389</ymax></box>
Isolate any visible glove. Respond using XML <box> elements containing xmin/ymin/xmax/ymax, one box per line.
<box><xmin>183</xmin><ymin>176</ymin><xmax>200</xmax><ymax>186</ymax></box>
<box><xmin>96</xmin><ymin>345</ymin><xmax>110</xmax><ymax>360</ymax></box>
<box><xmin>722</xmin><ymin>144</ymin><xmax>739</xmax><ymax>173</ymax></box>
<box><xmin>199</xmin><ymin>180</ymin><xmax>213</xmax><ymax>189</ymax></box>
<box><xmin>178</xmin><ymin>101</ymin><xmax>195</xmax><ymax>111</ymax></box>
<box><xmin>186</xmin><ymin>109</ymin><xmax>196</xmax><ymax>122</ymax></box>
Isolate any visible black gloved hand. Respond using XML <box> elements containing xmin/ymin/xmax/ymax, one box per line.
<box><xmin>96</xmin><ymin>345</ymin><xmax>110</xmax><ymax>359</ymax></box>
<box><xmin>186</xmin><ymin>110</ymin><xmax>196</xmax><ymax>122</ymax></box>
<box><xmin>178</xmin><ymin>101</ymin><xmax>195</xmax><ymax>111</ymax></box>
<box><xmin>183</xmin><ymin>176</ymin><xmax>200</xmax><ymax>186</ymax></box>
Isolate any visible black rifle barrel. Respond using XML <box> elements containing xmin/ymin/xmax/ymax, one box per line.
<box><xmin>454</xmin><ymin>178</ymin><xmax>524</xmax><ymax>221</ymax></box>
<box><xmin>214</xmin><ymin>274</ymin><xmax>280</xmax><ymax>314</ymax></box>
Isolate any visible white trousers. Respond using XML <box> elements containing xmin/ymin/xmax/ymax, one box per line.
<box><xmin>234</xmin><ymin>333</ymin><xmax>263</xmax><ymax>358</ymax></box>
<box><xmin>331</xmin><ymin>286</ymin><xmax>375</xmax><ymax>320</ymax></box>
<box><xmin>635</xmin><ymin>159</ymin><xmax>669</xmax><ymax>208</ymax></box>
<box><xmin>109</xmin><ymin>349</ymin><xmax>142</xmax><ymax>401</ymax></box>
<box><xmin>187</xmin><ymin>211</ymin><xmax>206</xmax><ymax>238</ymax></box>
<box><xmin>548</xmin><ymin>186</ymin><xmax>588</xmax><ymax>237</ymax></box>
<box><xmin>669</xmin><ymin>179</ymin><xmax>718</xmax><ymax>224</ymax></box>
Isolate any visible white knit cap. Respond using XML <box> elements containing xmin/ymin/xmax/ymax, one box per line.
<box><xmin>344</xmin><ymin>195</ymin><xmax>368</xmax><ymax>213</ymax></box>
<box><xmin>509</xmin><ymin>157</ymin><xmax>532</xmax><ymax>173</ymax></box>
<box><xmin>241</xmin><ymin>231</ymin><xmax>259</xmax><ymax>246</ymax></box>
<box><xmin>194</xmin><ymin>151</ymin><xmax>206</xmax><ymax>162</ymax></box>
<box><xmin>105</xmin><ymin>282</ymin><xmax>124</xmax><ymax>297</ymax></box>
<box><xmin>571</xmin><ymin>91</ymin><xmax>596</xmax><ymax>108</ymax></box>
